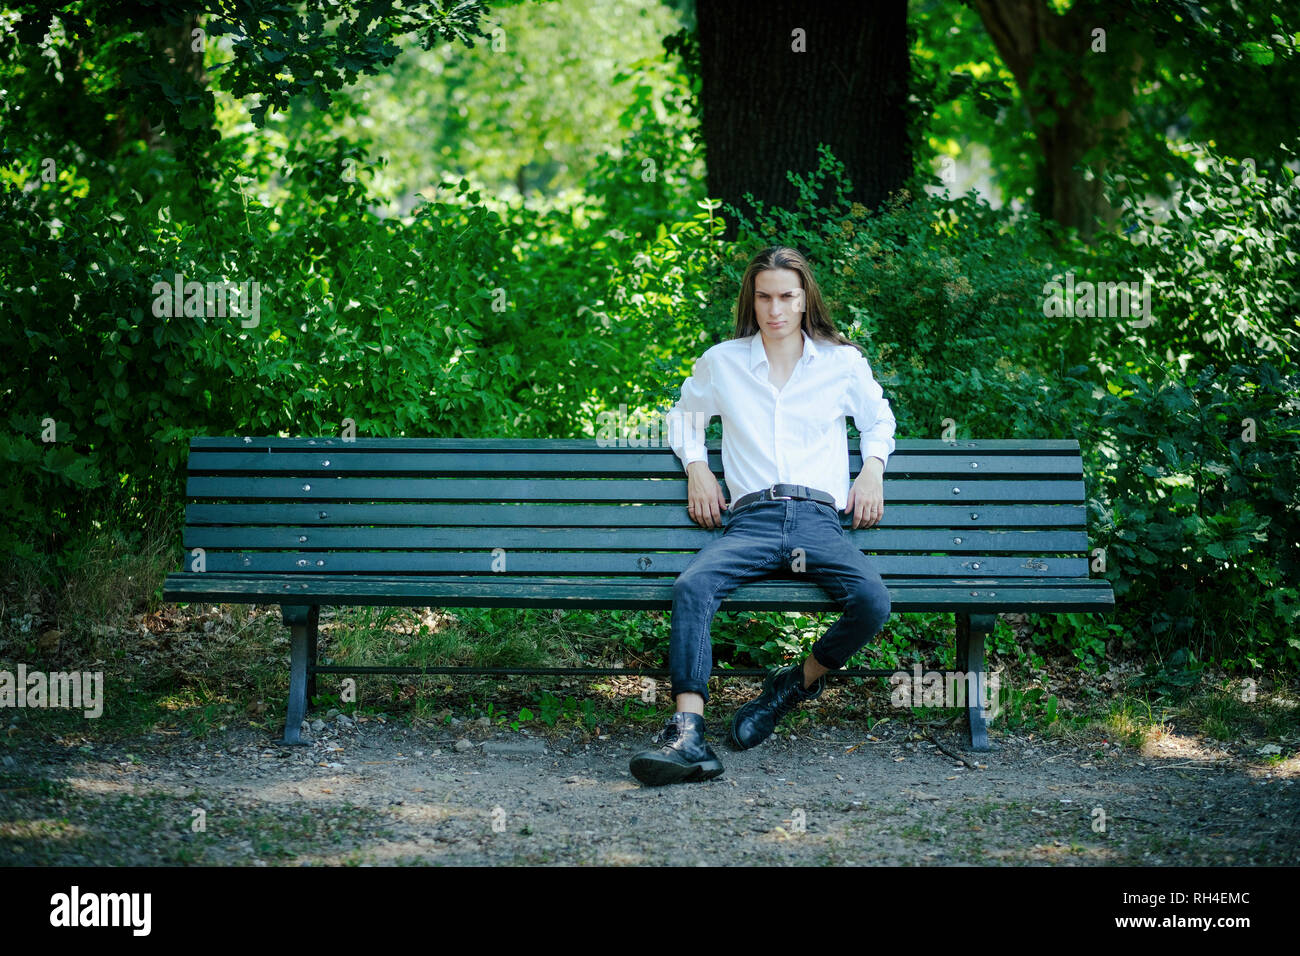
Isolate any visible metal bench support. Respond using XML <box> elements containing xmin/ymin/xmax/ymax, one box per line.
<box><xmin>279</xmin><ymin>604</ymin><xmax>319</xmax><ymax>746</ymax></box>
<box><xmin>956</xmin><ymin>612</ymin><xmax>995</xmax><ymax>751</ymax></box>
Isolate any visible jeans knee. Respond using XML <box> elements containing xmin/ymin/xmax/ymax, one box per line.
<box><xmin>672</xmin><ymin>570</ymin><xmax>707</xmax><ymax>606</ymax></box>
<box><xmin>846</xmin><ymin>581</ymin><xmax>891</xmax><ymax>630</ymax></box>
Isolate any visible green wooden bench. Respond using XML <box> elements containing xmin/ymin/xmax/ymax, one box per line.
<box><xmin>161</xmin><ymin>436</ymin><xmax>1114</xmax><ymax>750</ymax></box>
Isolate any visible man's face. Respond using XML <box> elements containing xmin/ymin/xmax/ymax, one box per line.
<box><xmin>754</xmin><ymin>268</ymin><xmax>805</xmax><ymax>345</ymax></box>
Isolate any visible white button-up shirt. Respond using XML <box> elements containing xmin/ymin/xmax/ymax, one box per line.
<box><xmin>665</xmin><ymin>331</ymin><xmax>896</xmax><ymax>511</ymax></box>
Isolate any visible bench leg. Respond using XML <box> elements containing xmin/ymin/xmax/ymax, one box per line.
<box><xmin>306</xmin><ymin>610</ymin><xmax>318</xmax><ymax>704</ymax></box>
<box><xmin>279</xmin><ymin>605</ymin><xmax>319</xmax><ymax>746</ymax></box>
<box><xmin>955</xmin><ymin>613</ymin><xmax>995</xmax><ymax>752</ymax></box>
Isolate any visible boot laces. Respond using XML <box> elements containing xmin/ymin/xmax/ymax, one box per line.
<box><xmin>657</xmin><ymin>719</ymin><xmax>683</xmax><ymax>745</ymax></box>
<box><xmin>772</xmin><ymin>668</ymin><xmax>814</xmax><ymax>716</ymax></box>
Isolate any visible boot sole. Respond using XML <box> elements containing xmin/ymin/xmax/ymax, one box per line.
<box><xmin>629</xmin><ymin>752</ymin><xmax>725</xmax><ymax>787</ymax></box>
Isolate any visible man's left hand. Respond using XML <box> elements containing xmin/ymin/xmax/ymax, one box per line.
<box><xmin>846</xmin><ymin>458</ymin><xmax>885</xmax><ymax>529</ymax></box>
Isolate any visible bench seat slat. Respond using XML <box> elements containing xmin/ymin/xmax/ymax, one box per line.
<box><xmin>162</xmin><ymin>573</ymin><xmax>1115</xmax><ymax>613</ymax></box>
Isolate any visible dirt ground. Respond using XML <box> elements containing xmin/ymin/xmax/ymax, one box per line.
<box><xmin>3</xmin><ymin>705</ymin><xmax>1296</xmax><ymax>866</ymax></box>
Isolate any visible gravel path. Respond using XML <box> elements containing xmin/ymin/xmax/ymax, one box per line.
<box><xmin>3</xmin><ymin>712</ymin><xmax>1296</xmax><ymax>866</ymax></box>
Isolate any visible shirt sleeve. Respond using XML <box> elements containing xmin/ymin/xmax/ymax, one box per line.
<box><xmin>665</xmin><ymin>350</ymin><xmax>717</xmax><ymax>469</ymax></box>
<box><xmin>845</xmin><ymin>349</ymin><xmax>896</xmax><ymax>470</ymax></box>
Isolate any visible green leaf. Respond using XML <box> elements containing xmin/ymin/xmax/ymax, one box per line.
<box><xmin>1241</xmin><ymin>42</ymin><xmax>1275</xmax><ymax>66</ymax></box>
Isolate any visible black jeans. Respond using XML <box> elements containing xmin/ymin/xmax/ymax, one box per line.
<box><xmin>669</xmin><ymin>497</ymin><xmax>891</xmax><ymax>703</ymax></box>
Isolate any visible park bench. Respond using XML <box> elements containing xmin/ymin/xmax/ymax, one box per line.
<box><xmin>161</xmin><ymin>436</ymin><xmax>1115</xmax><ymax>750</ymax></box>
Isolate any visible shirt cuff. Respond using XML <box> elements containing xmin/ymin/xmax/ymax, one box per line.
<box><xmin>861</xmin><ymin>442</ymin><xmax>891</xmax><ymax>470</ymax></box>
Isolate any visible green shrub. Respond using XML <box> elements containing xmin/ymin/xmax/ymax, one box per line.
<box><xmin>1024</xmin><ymin>146</ymin><xmax>1300</xmax><ymax>672</ymax></box>
<box><xmin>1080</xmin><ymin>145</ymin><xmax>1298</xmax><ymax>369</ymax></box>
<box><xmin>1053</xmin><ymin>351</ymin><xmax>1300</xmax><ymax>670</ymax></box>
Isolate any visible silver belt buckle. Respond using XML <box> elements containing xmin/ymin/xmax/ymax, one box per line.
<box><xmin>768</xmin><ymin>483</ymin><xmax>793</xmax><ymax>500</ymax></box>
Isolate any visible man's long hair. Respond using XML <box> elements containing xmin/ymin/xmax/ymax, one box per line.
<box><xmin>730</xmin><ymin>245</ymin><xmax>862</xmax><ymax>352</ymax></box>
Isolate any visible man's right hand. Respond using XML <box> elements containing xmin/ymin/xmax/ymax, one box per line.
<box><xmin>685</xmin><ymin>460</ymin><xmax>728</xmax><ymax>528</ymax></box>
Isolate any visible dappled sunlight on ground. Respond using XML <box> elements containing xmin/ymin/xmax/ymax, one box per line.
<box><xmin>1140</xmin><ymin>728</ymin><xmax>1234</xmax><ymax>764</ymax></box>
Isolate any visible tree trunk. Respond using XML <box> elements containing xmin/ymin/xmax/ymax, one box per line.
<box><xmin>972</xmin><ymin>0</ymin><xmax>1140</xmax><ymax>239</ymax></box>
<box><xmin>696</xmin><ymin>0</ymin><xmax>912</xmax><ymax>239</ymax></box>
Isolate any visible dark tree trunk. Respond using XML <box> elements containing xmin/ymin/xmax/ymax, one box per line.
<box><xmin>972</xmin><ymin>0</ymin><xmax>1139</xmax><ymax>239</ymax></box>
<box><xmin>696</xmin><ymin>0</ymin><xmax>912</xmax><ymax>239</ymax></box>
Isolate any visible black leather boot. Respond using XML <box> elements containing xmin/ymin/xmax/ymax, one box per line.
<box><xmin>629</xmin><ymin>711</ymin><xmax>725</xmax><ymax>786</ymax></box>
<box><xmin>728</xmin><ymin>663</ymin><xmax>825</xmax><ymax>750</ymax></box>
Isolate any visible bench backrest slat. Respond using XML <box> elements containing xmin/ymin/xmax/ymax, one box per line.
<box><xmin>186</xmin><ymin>476</ymin><xmax>1086</xmax><ymax>503</ymax></box>
<box><xmin>186</xmin><ymin>502</ymin><xmax>1087</xmax><ymax>528</ymax></box>
<box><xmin>183</xmin><ymin>526</ymin><xmax>1088</xmax><ymax>553</ymax></box>
<box><xmin>186</xmin><ymin>450</ymin><xmax>1082</xmax><ymax>478</ymax></box>
<box><xmin>195</xmin><ymin>552</ymin><xmax>1089</xmax><ymax>578</ymax></box>
<box><xmin>189</xmin><ymin>436</ymin><xmax>1084</xmax><ymax>453</ymax></box>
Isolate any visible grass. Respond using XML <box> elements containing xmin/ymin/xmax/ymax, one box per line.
<box><xmin>1082</xmin><ymin>678</ymin><xmax>1300</xmax><ymax>758</ymax></box>
<box><xmin>1182</xmin><ymin>679</ymin><xmax>1298</xmax><ymax>741</ymax></box>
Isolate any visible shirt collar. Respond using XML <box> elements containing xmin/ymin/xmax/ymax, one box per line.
<box><xmin>749</xmin><ymin>329</ymin><xmax>819</xmax><ymax>370</ymax></box>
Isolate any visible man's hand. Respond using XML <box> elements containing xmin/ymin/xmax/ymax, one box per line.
<box><xmin>846</xmin><ymin>457</ymin><xmax>885</xmax><ymax>529</ymax></box>
<box><xmin>685</xmin><ymin>460</ymin><xmax>728</xmax><ymax>528</ymax></box>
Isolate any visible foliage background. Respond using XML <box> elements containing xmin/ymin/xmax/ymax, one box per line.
<box><xmin>1</xmin><ymin>0</ymin><xmax>1296</xmax><ymax>680</ymax></box>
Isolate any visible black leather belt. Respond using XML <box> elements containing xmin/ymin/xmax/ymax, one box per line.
<box><xmin>731</xmin><ymin>483</ymin><xmax>836</xmax><ymax>513</ymax></box>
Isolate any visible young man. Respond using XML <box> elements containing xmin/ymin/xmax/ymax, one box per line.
<box><xmin>629</xmin><ymin>245</ymin><xmax>896</xmax><ymax>787</ymax></box>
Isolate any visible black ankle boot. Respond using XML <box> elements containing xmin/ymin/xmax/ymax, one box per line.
<box><xmin>728</xmin><ymin>663</ymin><xmax>824</xmax><ymax>751</ymax></box>
<box><xmin>629</xmin><ymin>712</ymin><xmax>725</xmax><ymax>786</ymax></box>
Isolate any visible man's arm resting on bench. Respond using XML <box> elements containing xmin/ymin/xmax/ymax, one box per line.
<box><xmin>846</xmin><ymin>455</ymin><xmax>885</xmax><ymax>529</ymax></box>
